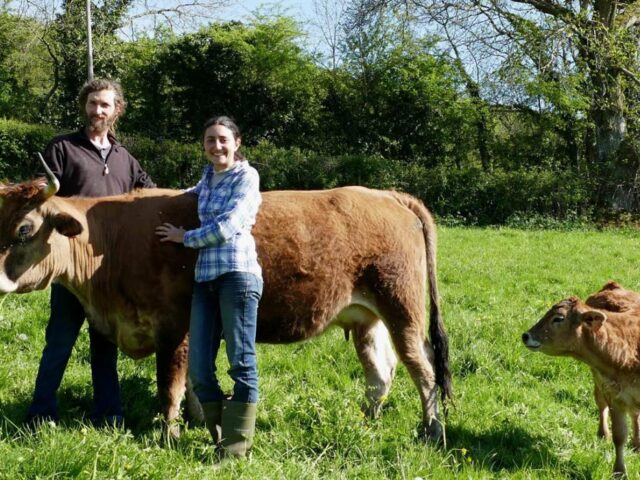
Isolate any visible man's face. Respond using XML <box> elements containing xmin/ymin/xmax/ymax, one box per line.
<box><xmin>85</xmin><ymin>89</ymin><xmax>119</xmax><ymax>134</ymax></box>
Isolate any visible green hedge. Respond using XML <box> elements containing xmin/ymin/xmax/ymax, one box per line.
<box><xmin>0</xmin><ymin>119</ymin><xmax>56</xmax><ymax>181</ymax></box>
<box><xmin>0</xmin><ymin>120</ymin><xmax>594</xmax><ymax>225</ymax></box>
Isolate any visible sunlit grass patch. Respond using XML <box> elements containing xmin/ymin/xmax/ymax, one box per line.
<box><xmin>2</xmin><ymin>227</ymin><xmax>640</xmax><ymax>478</ymax></box>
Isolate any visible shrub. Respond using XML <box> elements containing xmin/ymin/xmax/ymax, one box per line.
<box><xmin>0</xmin><ymin>119</ymin><xmax>56</xmax><ymax>181</ymax></box>
<box><xmin>120</xmin><ymin>134</ymin><xmax>204</xmax><ymax>189</ymax></box>
<box><xmin>399</xmin><ymin>164</ymin><xmax>594</xmax><ymax>224</ymax></box>
<box><xmin>0</xmin><ymin>120</ymin><xmax>597</xmax><ymax>227</ymax></box>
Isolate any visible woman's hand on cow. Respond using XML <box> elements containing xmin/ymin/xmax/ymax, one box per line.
<box><xmin>155</xmin><ymin>222</ymin><xmax>186</xmax><ymax>244</ymax></box>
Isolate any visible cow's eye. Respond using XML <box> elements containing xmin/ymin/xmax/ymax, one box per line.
<box><xmin>552</xmin><ymin>315</ymin><xmax>564</xmax><ymax>323</ymax></box>
<box><xmin>17</xmin><ymin>224</ymin><xmax>33</xmax><ymax>241</ymax></box>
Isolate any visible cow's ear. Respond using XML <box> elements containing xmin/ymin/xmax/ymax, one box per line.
<box><xmin>51</xmin><ymin>213</ymin><xmax>83</xmax><ymax>237</ymax></box>
<box><xmin>581</xmin><ymin>310</ymin><xmax>607</xmax><ymax>333</ymax></box>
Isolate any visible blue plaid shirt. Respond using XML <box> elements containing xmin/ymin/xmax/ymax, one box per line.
<box><xmin>183</xmin><ymin>161</ymin><xmax>262</xmax><ymax>283</ymax></box>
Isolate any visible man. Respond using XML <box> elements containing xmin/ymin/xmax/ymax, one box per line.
<box><xmin>25</xmin><ymin>78</ymin><xmax>156</xmax><ymax>427</ymax></box>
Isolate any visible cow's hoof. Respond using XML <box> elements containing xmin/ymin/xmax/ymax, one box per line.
<box><xmin>612</xmin><ymin>462</ymin><xmax>627</xmax><ymax>479</ymax></box>
<box><xmin>161</xmin><ymin>421</ymin><xmax>181</xmax><ymax>447</ymax></box>
<box><xmin>360</xmin><ymin>400</ymin><xmax>382</xmax><ymax>419</ymax></box>
<box><xmin>418</xmin><ymin>417</ymin><xmax>444</xmax><ymax>445</ymax></box>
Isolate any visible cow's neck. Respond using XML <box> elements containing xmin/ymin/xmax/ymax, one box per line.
<box><xmin>577</xmin><ymin>319</ymin><xmax>640</xmax><ymax>377</ymax></box>
<box><xmin>52</xmin><ymin>199</ymin><xmax>106</xmax><ymax>305</ymax></box>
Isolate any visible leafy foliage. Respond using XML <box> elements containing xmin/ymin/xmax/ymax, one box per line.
<box><xmin>121</xmin><ymin>18</ymin><xmax>324</xmax><ymax>146</ymax></box>
<box><xmin>0</xmin><ymin>119</ymin><xmax>56</xmax><ymax>181</ymax></box>
<box><xmin>3</xmin><ymin>229</ymin><xmax>640</xmax><ymax>478</ymax></box>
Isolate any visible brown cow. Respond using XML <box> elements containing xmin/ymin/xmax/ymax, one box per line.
<box><xmin>522</xmin><ymin>282</ymin><xmax>640</xmax><ymax>477</ymax></box>
<box><xmin>0</xmin><ymin>166</ymin><xmax>451</xmax><ymax>441</ymax></box>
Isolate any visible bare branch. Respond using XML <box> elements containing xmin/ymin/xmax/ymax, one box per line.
<box><xmin>508</xmin><ymin>0</ymin><xmax>576</xmax><ymax>19</ymax></box>
<box><xmin>617</xmin><ymin>65</ymin><xmax>640</xmax><ymax>87</ymax></box>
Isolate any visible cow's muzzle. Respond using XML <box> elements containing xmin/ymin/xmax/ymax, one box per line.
<box><xmin>0</xmin><ymin>272</ymin><xmax>18</xmax><ymax>293</ymax></box>
<box><xmin>522</xmin><ymin>332</ymin><xmax>541</xmax><ymax>349</ymax></box>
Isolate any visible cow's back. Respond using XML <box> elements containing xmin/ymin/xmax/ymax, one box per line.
<box><xmin>586</xmin><ymin>281</ymin><xmax>640</xmax><ymax>313</ymax></box>
<box><xmin>254</xmin><ymin>187</ymin><xmax>427</xmax><ymax>342</ymax></box>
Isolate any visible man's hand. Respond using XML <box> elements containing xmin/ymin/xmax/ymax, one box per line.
<box><xmin>155</xmin><ymin>222</ymin><xmax>186</xmax><ymax>244</ymax></box>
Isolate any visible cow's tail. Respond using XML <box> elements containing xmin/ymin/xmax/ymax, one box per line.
<box><xmin>390</xmin><ymin>191</ymin><xmax>452</xmax><ymax>405</ymax></box>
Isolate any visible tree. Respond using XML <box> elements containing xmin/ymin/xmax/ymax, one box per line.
<box><xmin>122</xmin><ymin>18</ymin><xmax>324</xmax><ymax>146</ymax></box>
<box><xmin>321</xmin><ymin>5</ymin><xmax>475</xmax><ymax>163</ymax></box>
<box><xmin>359</xmin><ymin>0</ymin><xmax>640</xmax><ymax>198</ymax></box>
<box><xmin>0</xmin><ymin>12</ymin><xmax>51</xmax><ymax>121</ymax></box>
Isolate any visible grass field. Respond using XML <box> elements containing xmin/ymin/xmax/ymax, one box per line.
<box><xmin>2</xmin><ymin>226</ymin><xmax>640</xmax><ymax>479</ymax></box>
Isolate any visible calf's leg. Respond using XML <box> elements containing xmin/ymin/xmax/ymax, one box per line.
<box><xmin>352</xmin><ymin>320</ymin><xmax>397</xmax><ymax>419</ymax></box>
<box><xmin>593</xmin><ymin>380</ymin><xmax>610</xmax><ymax>439</ymax></box>
<box><xmin>610</xmin><ymin>407</ymin><xmax>628</xmax><ymax>477</ymax></box>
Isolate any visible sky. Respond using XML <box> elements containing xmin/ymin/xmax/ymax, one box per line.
<box><xmin>117</xmin><ymin>0</ymin><xmax>327</xmax><ymax>50</ymax></box>
<box><xmin>223</xmin><ymin>0</ymin><xmax>316</xmax><ymax>22</ymax></box>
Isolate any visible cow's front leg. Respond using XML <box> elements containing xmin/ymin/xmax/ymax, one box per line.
<box><xmin>631</xmin><ymin>411</ymin><xmax>640</xmax><ymax>452</ymax></box>
<box><xmin>593</xmin><ymin>379</ymin><xmax>610</xmax><ymax>439</ymax></box>
<box><xmin>155</xmin><ymin>335</ymin><xmax>189</xmax><ymax>441</ymax></box>
<box><xmin>610</xmin><ymin>406</ymin><xmax>628</xmax><ymax>477</ymax></box>
<box><xmin>184</xmin><ymin>376</ymin><xmax>204</xmax><ymax>425</ymax></box>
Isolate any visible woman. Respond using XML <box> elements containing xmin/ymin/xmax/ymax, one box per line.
<box><xmin>155</xmin><ymin>116</ymin><xmax>263</xmax><ymax>458</ymax></box>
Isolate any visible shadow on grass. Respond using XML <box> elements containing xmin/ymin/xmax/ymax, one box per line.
<box><xmin>0</xmin><ymin>375</ymin><xmax>162</xmax><ymax>438</ymax></box>
<box><xmin>445</xmin><ymin>422</ymin><xmax>560</xmax><ymax>472</ymax></box>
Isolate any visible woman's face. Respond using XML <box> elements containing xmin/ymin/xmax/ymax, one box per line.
<box><xmin>203</xmin><ymin>124</ymin><xmax>241</xmax><ymax>172</ymax></box>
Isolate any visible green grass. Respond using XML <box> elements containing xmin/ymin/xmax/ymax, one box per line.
<box><xmin>2</xmin><ymin>226</ymin><xmax>640</xmax><ymax>479</ymax></box>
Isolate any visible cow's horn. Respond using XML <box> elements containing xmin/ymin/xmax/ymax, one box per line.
<box><xmin>38</xmin><ymin>153</ymin><xmax>60</xmax><ymax>198</ymax></box>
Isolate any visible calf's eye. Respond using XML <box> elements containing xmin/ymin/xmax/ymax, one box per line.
<box><xmin>17</xmin><ymin>224</ymin><xmax>33</xmax><ymax>241</ymax></box>
<box><xmin>552</xmin><ymin>315</ymin><xmax>564</xmax><ymax>323</ymax></box>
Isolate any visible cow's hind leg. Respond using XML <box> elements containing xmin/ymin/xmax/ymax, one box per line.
<box><xmin>353</xmin><ymin>320</ymin><xmax>397</xmax><ymax>419</ymax></box>
<box><xmin>394</xmin><ymin>328</ymin><xmax>442</xmax><ymax>442</ymax></box>
<box><xmin>379</xmin><ymin>302</ymin><xmax>442</xmax><ymax>442</ymax></box>
<box><xmin>372</xmin><ymin>264</ymin><xmax>444</xmax><ymax>442</ymax></box>
<box><xmin>155</xmin><ymin>335</ymin><xmax>189</xmax><ymax>441</ymax></box>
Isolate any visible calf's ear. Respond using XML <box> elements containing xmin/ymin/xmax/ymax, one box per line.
<box><xmin>581</xmin><ymin>310</ymin><xmax>607</xmax><ymax>333</ymax></box>
<box><xmin>50</xmin><ymin>213</ymin><xmax>83</xmax><ymax>237</ymax></box>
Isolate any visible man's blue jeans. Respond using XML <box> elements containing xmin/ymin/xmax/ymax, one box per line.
<box><xmin>189</xmin><ymin>272</ymin><xmax>263</xmax><ymax>404</ymax></box>
<box><xmin>27</xmin><ymin>284</ymin><xmax>122</xmax><ymax>421</ymax></box>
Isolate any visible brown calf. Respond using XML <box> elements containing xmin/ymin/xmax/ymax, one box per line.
<box><xmin>522</xmin><ymin>282</ymin><xmax>640</xmax><ymax>477</ymax></box>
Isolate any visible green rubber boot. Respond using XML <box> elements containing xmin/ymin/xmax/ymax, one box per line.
<box><xmin>221</xmin><ymin>400</ymin><xmax>257</xmax><ymax>458</ymax></box>
<box><xmin>201</xmin><ymin>401</ymin><xmax>223</xmax><ymax>444</ymax></box>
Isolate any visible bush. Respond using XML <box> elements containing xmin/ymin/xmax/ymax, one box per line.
<box><xmin>0</xmin><ymin>120</ymin><xmax>597</xmax><ymax>227</ymax></box>
<box><xmin>249</xmin><ymin>141</ymin><xmax>400</xmax><ymax>192</ymax></box>
<box><xmin>0</xmin><ymin>119</ymin><xmax>56</xmax><ymax>181</ymax></box>
<box><xmin>396</xmin><ymin>164</ymin><xmax>593</xmax><ymax>224</ymax></box>
<box><xmin>120</xmin><ymin>134</ymin><xmax>204</xmax><ymax>189</ymax></box>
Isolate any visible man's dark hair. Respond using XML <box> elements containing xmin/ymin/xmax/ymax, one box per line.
<box><xmin>78</xmin><ymin>78</ymin><xmax>126</xmax><ymax>130</ymax></box>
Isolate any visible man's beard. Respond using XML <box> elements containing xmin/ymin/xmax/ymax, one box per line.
<box><xmin>87</xmin><ymin>114</ymin><xmax>117</xmax><ymax>134</ymax></box>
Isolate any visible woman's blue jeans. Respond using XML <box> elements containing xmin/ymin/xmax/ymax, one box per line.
<box><xmin>189</xmin><ymin>272</ymin><xmax>263</xmax><ymax>404</ymax></box>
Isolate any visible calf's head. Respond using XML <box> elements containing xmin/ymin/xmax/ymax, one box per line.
<box><xmin>0</xmin><ymin>160</ymin><xmax>83</xmax><ymax>294</ymax></box>
<box><xmin>522</xmin><ymin>297</ymin><xmax>607</xmax><ymax>356</ymax></box>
